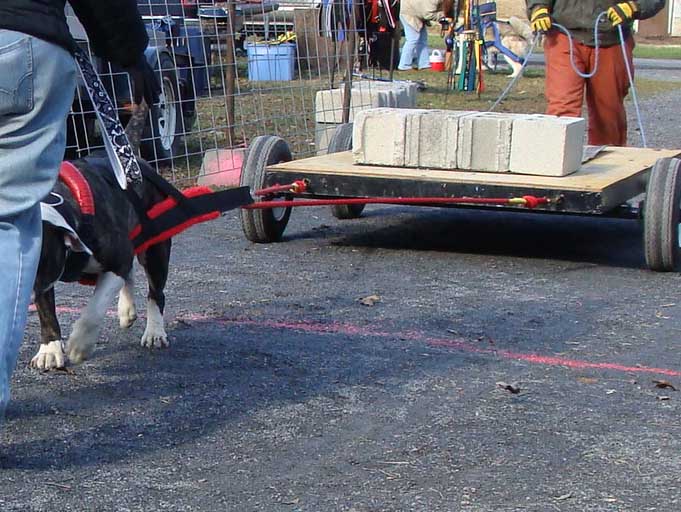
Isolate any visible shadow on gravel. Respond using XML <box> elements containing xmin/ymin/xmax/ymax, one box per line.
<box><xmin>0</xmin><ymin>318</ymin><xmax>481</xmax><ymax>471</ymax></box>
<box><xmin>291</xmin><ymin>206</ymin><xmax>645</xmax><ymax>270</ymax></box>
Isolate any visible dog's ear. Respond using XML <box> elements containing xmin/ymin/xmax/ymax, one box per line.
<box><xmin>125</xmin><ymin>100</ymin><xmax>150</xmax><ymax>156</ymax></box>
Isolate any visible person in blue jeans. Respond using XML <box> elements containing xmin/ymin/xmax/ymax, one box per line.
<box><xmin>398</xmin><ymin>0</ymin><xmax>453</xmax><ymax>70</ymax></box>
<box><xmin>0</xmin><ymin>0</ymin><xmax>159</xmax><ymax>424</ymax></box>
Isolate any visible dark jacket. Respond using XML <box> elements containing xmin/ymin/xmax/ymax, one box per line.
<box><xmin>0</xmin><ymin>0</ymin><xmax>148</xmax><ymax>66</ymax></box>
<box><xmin>526</xmin><ymin>0</ymin><xmax>666</xmax><ymax>46</ymax></box>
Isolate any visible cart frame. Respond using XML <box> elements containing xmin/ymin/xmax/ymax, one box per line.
<box><xmin>239</xmin><ymin>127</ymin><xmax>681</xmax><ymax>271</ymax></box>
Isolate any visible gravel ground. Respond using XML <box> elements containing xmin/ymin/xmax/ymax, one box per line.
<box><xmin>3</xmin><ymin>82</ymin><xmax>681</xmax><ymax>512</ymax></box>
<box><xmin>627</xmin><ymin>71</ymin><xmax>681</xmax><ymax>148</ymax></box>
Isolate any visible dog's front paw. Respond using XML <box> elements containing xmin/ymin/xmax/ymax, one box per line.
<box><xmin>118</xmin><ymin>303</ymin><xmax>138</xmax><ymax>329</ymax></box>
<box><xmin>66</xmin><ymin>337</ymin><xmax>95</xmax><ymax>364</ymax></box>
<box><xmin>141</xmin><ymin>326</ymin><xmax>169</xmax><ymax>349</ymax></box>
<box><xmin>30</xmin><ymin>340</ymin><xmax>65</xmax><ymax>370</ymax></box>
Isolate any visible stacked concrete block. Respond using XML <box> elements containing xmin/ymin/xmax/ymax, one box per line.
<box><xmin>405</xmin><ymin>110</ymin><xmax>477</xmax><ymax>169</ymax></box>
<box><xmin>314</xmin><ymin>81</ymin><xmax>418</xmax><ymax>154</ymax></box>
<box><xmin>352</xmin><ymin>108</ymin><xmax>429</xmax><ymax>167</ymax></box>
<box><xmin>315</xmin><ymin>81</ymin><xmax>418</xmax><ymax>124</ymax></box>
<box><xmin>352</xmin><ymin>108</ymin><xmax>586</xmax><ymax>176</ymax></box>
<box><xmin>456</xmin><ymin>112</ymin><xmax>519</xmax><ymax>172</ymax></box>
<box><xmin>509</xmin><ymin>114</ymin><xmax>586</xmax><ymax>176</ymax></box>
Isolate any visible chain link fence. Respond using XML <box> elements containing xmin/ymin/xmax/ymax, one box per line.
<box><xmin>65</xmin><ymin>0</ymin><xmax>411</xmax><ymax>188</ymax></box>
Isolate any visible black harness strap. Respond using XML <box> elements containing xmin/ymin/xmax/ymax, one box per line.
<box><xmin>130</xmin><ymin>186</ymin><xmax>253</xmax><ymax>252</ymax></box>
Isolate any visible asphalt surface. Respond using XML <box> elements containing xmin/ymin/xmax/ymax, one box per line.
<box><xmin>4</xmin><ymin>89</ymin><xmax>681</xmax><ymax>512</ymax></box>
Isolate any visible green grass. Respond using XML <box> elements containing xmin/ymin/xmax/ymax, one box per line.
<box><xmin>428</xmin><ymin>33</ymin><xmax>681</xmax><ymax>59</ymax></box>
<box><xmin>171</xmin><ymin>55</ymin><xmax>680</xmax><ymax>186</ymax></box>
<box><xmin>633</xmin><ymin>44</ymin><xmax>681</xmax><ymax>59</ymax></box>
<box><xmin>395</xmin><ymin>66</ymin><xmax>678</xmax><ymax>113</ymax></box>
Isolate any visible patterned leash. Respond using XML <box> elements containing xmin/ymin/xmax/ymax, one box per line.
<box><xmin>73</xmin><ymin>47</ymin><xmax>142</xmax><ymax>189</ymax></box>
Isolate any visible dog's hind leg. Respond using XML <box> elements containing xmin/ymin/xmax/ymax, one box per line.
<box><xmin>30</xmin><ymin>287</ymin><xmax>65</xmax><ymax>370</ymax></box>
<box><xmin>66</xmin><ymin>271</ymin><xmax>125</xmax><ymax>364</ymax></box>
<box><xmin>504</xmin><ymin>55</ymin><xmax>523</xmax><ymax>78</ymax></box>
<box><xmin>139</xmin><ymin>241</ymin><xmax>171</xmax><ymax>349</ymax></box>
<box><xmin>117</xmin><ymin>272</ymin><xmax>138</xmax><ymax>329</ymax></box>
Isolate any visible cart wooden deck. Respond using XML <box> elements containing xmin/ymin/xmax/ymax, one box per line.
<box><xmin>265</xmin><ymin>147</ymin><xmax>681</xmax><ymax>214</ymax></box>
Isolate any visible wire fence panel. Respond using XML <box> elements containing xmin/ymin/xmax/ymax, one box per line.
<box><xmin>65</xmin><ymin>0</ymin><xmax>407</xmax><ymax>187</ymax></box>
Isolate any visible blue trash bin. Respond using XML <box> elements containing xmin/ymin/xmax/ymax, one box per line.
<box><xmin>246</xmin><ymin>42</ymin><xmax>296</xmax><ymax>81</ymax></box>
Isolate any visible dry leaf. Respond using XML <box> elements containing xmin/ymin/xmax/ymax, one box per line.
<box><xmin>577</xmin><ymin>377</ymin><xmax>598</xmax><ymax>384</ymax></box>
<box><xmin>554</xmin><ymin>493</ymin><xmax>572</xmax><ymax>501</ymax></box>
<box><xmin>606</xmin><ymin>389</ymin><xmax>616</xmax><ymax>395</ymax></box>
<box><xmin>359</xmin><ymin>294</ymin><xmax>381</xmax><ymax>306</ymax></box>
<box><xmin>281</xmin><ymin>498</ymin><xmax>300</xmax><ymax>505</ymax></box>
<box><xmin>653</xmin><ymin>379</ymin><xmax>677</xmax><ymax>391</ymax></box>
<box><xmin>657</xmin><ymin>395</ymin><xmax>671</xmax><ymax>401</ymax></box>
<box><xmin>496</xmin><ymin>381</ymin><xmax>520</xmax><ymax>394</ymax></box>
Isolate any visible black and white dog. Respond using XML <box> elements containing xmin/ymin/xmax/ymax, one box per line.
<box><xmin>30</xmin><ymin>105</ymin><xmax>172</xmax><ymax>370</ymax></box>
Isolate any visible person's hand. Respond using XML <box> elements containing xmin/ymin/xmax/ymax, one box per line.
<box><xmin>607</xmin><ymin>1</ymin><xmax>639</xmax><ymax>26</ymax></box>
<box><xmin>126</xmin><ymin>56</ymin><xmax>161</xmax><ymax>107</ymax></box>
<box><xmin>530</xmin><ymin>6</ymin><xmax>552</xmax><ymax>33</ymax></box>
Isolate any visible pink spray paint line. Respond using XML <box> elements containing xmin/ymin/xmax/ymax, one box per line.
<box><xmin>32</xmin><ymin>306</ymin><xmax>681</xmax><ymax>377</ymax></box>
<box><xmin>179</xmin><ymin>313</ymin><xmax>681</xmax><ymax>378</ymax></box>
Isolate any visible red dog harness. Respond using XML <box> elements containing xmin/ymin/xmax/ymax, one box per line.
<box><xmin>57</xmin><ymin>160</ymin><xmax>252</xmax><ymax>262</ymax></box>
<box><xmin>58</xmin><ymin>161</ymin><xmax>95</xmax><ymax>216</ymax></box>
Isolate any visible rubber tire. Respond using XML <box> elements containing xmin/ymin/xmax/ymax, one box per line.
<box><xmin>140</xmin><ymin>53</ymin><xmax>185</xmax><ymax>164</ymax></box>
<box><xmin>240</xmin><ymin>136</ymin><xmax>293</xmax><ymax>243</ymax></box>
<box><xmin>643</xmin><ymin>157</ymin><xmax>681</xmax><ymax>271</ymax></box>
<box><xmin>328</xmin><ymin>123</ymin><xmax>365</xmax><ymax>220</ymax></box>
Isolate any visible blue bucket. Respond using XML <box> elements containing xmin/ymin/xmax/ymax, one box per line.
<box><xmin>246</xmin><ymin>42</ymin><xmax>296</xmax><ymax>81</ymax></box>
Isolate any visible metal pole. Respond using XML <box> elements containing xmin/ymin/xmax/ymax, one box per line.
<box><xmin>341</xmin><ymin>2</ymin><xmax>357</xmax><ymax>124</ymax></box>
<box><xmin>225</xmin><ymin>0</ymin><xmax>237</xmax><ymax>146</ymax></box>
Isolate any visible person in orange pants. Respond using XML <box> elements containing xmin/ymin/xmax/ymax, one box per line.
<box><xmin>526</xmin><ymin>0</ymin><xmax>665</xmax><ymax>146</ymax></box>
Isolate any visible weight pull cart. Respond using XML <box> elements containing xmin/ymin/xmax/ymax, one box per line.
<box><xmin>238</xmin><ymin>124</ymin><xmax>681</xmax><ymax>272</ymax></box>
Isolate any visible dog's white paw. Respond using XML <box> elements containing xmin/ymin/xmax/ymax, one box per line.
<box><xmin>140</xmin><ymin>327</ymin><xmax>169</xmax><ymax>349</ymax></box>
<box><xmin>118</xmin><ymin>303</ymin><xmax>137</xmax><ymax>329</ymax></box>
<box><xmin>118</xmin><ymin>282</ymin><xmax>137</xmax><ymax>329</ymax></box>
<box><xmin>140</xmin><ymin>299</ymin><xmax>168</xmax><ymax>349</ymax></box>
<box><xmin>30</xmin><ymin>340</ymin><xmax>65</xmax><ymax>370</ymax></box>
<box><xmin>66</xmin><ymin>330</ymin><xmax>96</xmax><ymax>365</ymax></box>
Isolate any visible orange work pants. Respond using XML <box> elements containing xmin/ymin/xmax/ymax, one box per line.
<box><xmin>544</xmin><ymin>32</ymin><xmax>634</xmax><ymax>146</ymax></box>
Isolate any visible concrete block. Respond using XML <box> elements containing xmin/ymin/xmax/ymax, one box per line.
<box><xmin>315</xmin><ymin>81</ymin><xmax>418</xmax><ymax>123</ymax></box>
<box><xmin>315</xmin><ymin>122</ymin><xmax>338</xmax><ymax>155</ymax></box>
<box><xmin>457</xmin><ymin>112</ymin><xmax>519</xmax><ymax>172</ymax></box>
<box><xmin>405</xmin><ymin>110</ymin><xmax>476</xmax><ymax>169</ymax></box>
<box><xmin>509</xmin><ymin>114</ymin><xmax>586</xmax><ymax>176</ymax></box>
<box><xmin>353</xmin><ymin>108</ymin><xmax>429</xmax><ymax>167</ymax></box>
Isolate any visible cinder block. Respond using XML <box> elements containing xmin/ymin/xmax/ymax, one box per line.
<box><xmin>405</xmin><ymin>110</ymin><xmax>476</xmax><ymax>169</ymax></box>
<box><xmin>353</xmin><ymin>108</ymin><xmax>429</xmax><ymax>167</ymax></box>
<box><xmin>315</xmin><ymin>81</ymin><xmax>418</xmax><ymax>123</ymax></box>
<box><xmin>457</xmin><ymin>112</ymin><xmax>519</xmax><ymax>172</ymax></box>
<box><xmin>509</xmin><ymin>114</ymin><xmax>585</xmax><ymax>176</ymax></box>
<box><xmin>315</xmin><ymin>122</ymin><xmax>338</xmax><ymax>155</ymax></box>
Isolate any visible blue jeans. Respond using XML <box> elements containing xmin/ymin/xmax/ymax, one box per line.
<box><xmin>398</xmin><ymin>16</ymin><xmax>431</xmax><ymax>70</ymax></box>
<box><xmin>0</xmin><ymin>30</ymin><xmax>76</xmax><ymax>421</ymax></box>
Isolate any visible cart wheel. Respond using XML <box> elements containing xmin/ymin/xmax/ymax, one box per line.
<box><xmin>643</xmin><ymin>157</ymin><xmax>681</xmax><ymax>271</ymax></box>
<box><xmin>327</xmin><ymin>123</ymin><xmax>365</xmax><ymax>220</ymax></box>
<box><xmin>240</xmin><ymin>135</ymin><xmax>293</xmax><ymax>243</ymax></box>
